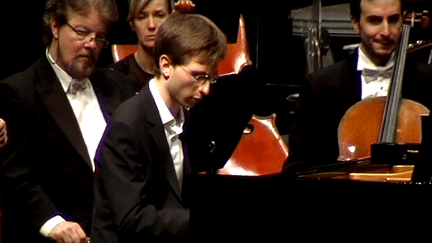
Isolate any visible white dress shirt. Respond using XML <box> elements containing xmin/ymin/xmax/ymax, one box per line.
<box><xmin>149</xmin><ymin>79</ymin><xmax>185</xmax><ymax>189</ymax></box>
<box><xmin>40</xmin><ymin>50</ymin><xmax>107</xmax><ymax>237</ymax></box>
<box><xmin>357</xmin><ymin>47</ymin><xmax>395</xmax><ymax>100</ymax></box>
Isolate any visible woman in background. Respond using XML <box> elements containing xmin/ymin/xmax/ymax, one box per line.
<box><xmin>113</xmin><ymin>0</ymin><xmax>173</xmax><ymax>92</ymax></box>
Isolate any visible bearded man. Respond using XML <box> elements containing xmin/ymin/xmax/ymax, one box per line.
<box><xmin>0</xmin><ymin>0</ymin><xmax>134</xmax><ymax>242</ymax></box>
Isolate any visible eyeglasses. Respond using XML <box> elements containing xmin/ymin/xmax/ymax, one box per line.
<box><xmin>178</xmin><ymin>66</ymin><xmax>218</xmax><ymax>85</ymax></box>
<box><xmin>65</xmin><ymin>22</ymin><xmax>110</xmax><ymax>49</ymax></box>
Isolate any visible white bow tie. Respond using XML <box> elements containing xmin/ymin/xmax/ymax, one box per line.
<box><xmin>68</xmin><ymin>80</ymin><xmax>89</xmax><ymax>95</ymax></box>
<box><xmin>362</xmin><ymin>67</ymin><xmax>393</xmax><ymax>83</ymax></box>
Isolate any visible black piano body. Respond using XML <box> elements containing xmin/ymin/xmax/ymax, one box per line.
<box><xmin>185</xmin><ymin>161</ymin><xmax>432</xmax><ymax>241</ymax></box>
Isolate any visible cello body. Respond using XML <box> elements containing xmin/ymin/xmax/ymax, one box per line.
<box><xmin>338</xmin><ymin>97</ymin><xmax>430</xmax><ymax>161</ymax></box>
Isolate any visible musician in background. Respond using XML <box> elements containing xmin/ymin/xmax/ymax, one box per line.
<box><xmin>112</xmin><ymin>0</ymin><xmax>173</xmax><ymax>93</ymax></box>
<box><xmin>284</xmin><ymin>0</ymin><xmax>432</xmax><ymax>174</ymax></box>
<box><xmin>0</xmin><ymin>0</ymin><xmax>134</xmax><ymax>242</ymax></box>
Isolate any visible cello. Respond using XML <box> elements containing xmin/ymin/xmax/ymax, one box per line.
<box><xmin>337</xmin><ymin>9</ymin><xmax>430</xmax><ymax>162</ymax></box>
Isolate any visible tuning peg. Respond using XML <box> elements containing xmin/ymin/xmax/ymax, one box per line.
<box><xmin>419</xmin><ymin>10</ymin><xmax>430</xmax><ymax>29</ymax></box>
<box><xmin>405</xmin><ymin>10</ymin><xmax>430</xmax><ymax>29</ymax></box>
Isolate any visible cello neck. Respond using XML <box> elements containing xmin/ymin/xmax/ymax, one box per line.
<box><xmin>379</xmin><ymin>10</ymin><xmax>429</xmax><ymax>143</ymax></box>
<box><xmin>379</xmin><ymin>24</ymin><xmax>411</xmax><ymax>143</ymax></box>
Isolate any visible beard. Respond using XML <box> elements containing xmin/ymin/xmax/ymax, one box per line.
<box><xmin>68</xmin><ymin>55</ymin><xmax>97</xmax><ymax>80</ymax></box>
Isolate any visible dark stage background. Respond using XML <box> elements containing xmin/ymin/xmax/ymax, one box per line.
<box><xmin>0</xmin><ymin>0</ymin><xmax>354</xmax><ymax>82</ymax></box>
<box><xmin>2</xmin><ymin>0</ymin><xmax>432</xmax><ymax>133</ymax></box>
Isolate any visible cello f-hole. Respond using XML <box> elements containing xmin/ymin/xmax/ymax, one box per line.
<box><xmin>243</xmin><ymin>124</ymin><xmax>254</xmax><ymax>135</ymax></box>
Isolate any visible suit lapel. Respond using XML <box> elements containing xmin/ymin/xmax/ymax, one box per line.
<box><xmin>351</xmin><ymin>50</ymin><xmax>362</xmax><ymax>99</ymax></box>
<box><xmin>341</xmin><ymin>50</ymin><xmax>362</xmax><ymax>104</ymax></box>
<box><xmin>151</xmin><ymin>125</ymin><xmax>184</xmax><ymax>202</ymax></box>
<box><xmin>141</xmin><ymin>86</ymin><xmax>184</xmax><ymax>202</ymax></box>
<box><xmin>90</xmin><ymin>70</ymin><xmax>125</xmax><ymax>126</ymax></box>
<box><xmin>181</xmin><ymin>110</ymin><xmax>192</xmax><ymax>177</ymax></box>
<box><xmin>34</xmin><ymin>56</ymin><xmax>92</xmax><ymax>168</ymax></box>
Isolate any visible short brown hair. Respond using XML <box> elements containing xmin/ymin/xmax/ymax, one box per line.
<box><xmin>350</xmin><ymin>0</ymin><xmax>405</xmax><ymax>20</ymax></box>
<box><xmin>42</xmin><ymin>0</ymin><xmax>119</xmax><ymax>46</ymax></box>
<box><xmin>127</xmin><ymin>0</ymin><xmax>174</xmax><ymax>22</ymax></box>
<box><xmin>153</xmin><ymin>12</ymin><xmax>227</xmax><ymax>77</ymax></box>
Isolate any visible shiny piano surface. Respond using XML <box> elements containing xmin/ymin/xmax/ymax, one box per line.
<box><xmin>186</xmin><ymin>161</ymin><xmax>432</xmax><ymax>241</ymax></box>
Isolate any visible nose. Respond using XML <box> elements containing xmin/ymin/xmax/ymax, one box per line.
<box><xmin>381</xmin><ymin>21</ymin><xmax>391</xmax><ymax>37</ymax></box>
<box><xmin>85</xmin><ymin>38</ymin><xmax>98</xmax><ymax>49</ymax></box>
<box><xmin>83</xmin><ymin>34</ymin><xmax>99</xmax><ymax>49</ymax></box>
<box><xmin>199</xmin><ymin>82</ymin><xmax>211</xmax><ymax>96</ymax></box>
<box><xmin>148</xmin><ymin>16</ymin><xmax>156</xmax><ymax>30</ymax></box>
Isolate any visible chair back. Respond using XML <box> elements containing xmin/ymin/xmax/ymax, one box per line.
<box><xmin>111</xmin><ymin>44</ymin><xmax>139</xmax><ymax>63</ymax></box>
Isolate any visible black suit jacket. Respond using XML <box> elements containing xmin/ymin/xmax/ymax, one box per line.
<box><xmin>285</xmin><ymin>51</ymin><xmax>432</xmax><ymax>173</ymax></box>
<box><xmin>0</xmin><ymin>55</ymin><xmax>134</xmax><ymax>243</ymax></box>
<box><xmin>91</xmin><ymin>84</ymin><xmax>191</xmax><ymax>242</ymax></box>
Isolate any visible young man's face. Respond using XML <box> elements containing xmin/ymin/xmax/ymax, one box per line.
<box><xmin>167</xmin><ymin>59</ymin><xmax>217</xmax><ymax>109</ymax></box>
<box><xmin>352</xmin><ymin>0</ymin><xmax>403</xmax><ymax>66</ymax></box>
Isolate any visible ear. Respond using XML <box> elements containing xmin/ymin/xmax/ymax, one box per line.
<box><xmin>129</xmin><ymin>20</ymin><xmax>136</xmax><ymax>32</ymax></box>
<box><xmin>159</xmin><ymin>55</ymin><xmax>172</xmax><ymax>80</ymax></box>
<box><xmin>351</xmin><ymin>17</ymin><xmax>360</xmax><ymax>34</ymax></box>
<box><xmin>51</xmin><ymin>19</ymin><xmax>60</xmax><ymax>39</ymax></box>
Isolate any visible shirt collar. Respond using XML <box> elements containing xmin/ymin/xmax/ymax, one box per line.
<box><xmin>357</xmin><ymin>46</ymin><xmax>395</xmax><ymax>71</ymax></box>
<box><xmin>149</xmin><ymin>79</ymin><xmax>185</xmax><ymax>129</ymax></box>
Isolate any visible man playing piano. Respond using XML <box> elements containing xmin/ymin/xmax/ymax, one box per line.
<box><xmin>91</xmin><ymin>12</ymin><xmax>227</xmax><ymax>241</ymax></box>
<box><xmin>284</xmin><ymin>0</ymin><xmax>432</xmax><ymax>174</ymax></box>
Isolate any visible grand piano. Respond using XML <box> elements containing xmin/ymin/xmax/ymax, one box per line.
<box><xmin>186</xmin><ymin>96</ymin><xmax>432</xmax><ymax>241</ymax></box>
<box><xmin>186</xmin><ymin>160</ymin><xmax>432</xmax><ymax>241</ymax></box>
<box><xmin>186</xmin><ymin>106</ymin><xmax>432</xmax><ymax>241</ymax></box>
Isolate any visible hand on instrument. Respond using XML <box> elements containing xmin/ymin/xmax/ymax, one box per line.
<box><xmin>49</xmin><ymin>221</ymin><xmax>87</xmax><ymax>243</ymax></box>
<box><xmin>0</xmin><ymin>119</ymin><xmax>7</xmax><ymax>149</ymax></box>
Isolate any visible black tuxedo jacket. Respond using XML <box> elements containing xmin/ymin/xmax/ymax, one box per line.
<box><xmin>285</xmin><ymin>51</ymin><xmax>432</xmax><ymax>173</ymax></box>
<box><xmin>0</xmin><ymin>55</ymin><xmax>134</xmax><ymax>243</ymax></box>
<box><xmin>91</xmin><ymin>84</ymin><xmax>191</xmax><ymax>242</ymax></box>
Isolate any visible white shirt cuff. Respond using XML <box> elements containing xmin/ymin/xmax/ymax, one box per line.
<box><xmin>39</xmin><ymin>215</ymin><xmax>65</xmax><ymax>238</ymax></box>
